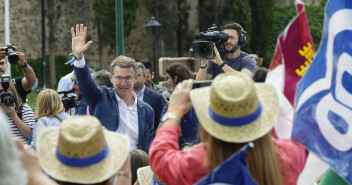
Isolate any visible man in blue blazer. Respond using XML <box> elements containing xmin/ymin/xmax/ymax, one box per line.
<box><xmin>134</xmin><ymin>62</ymin><xmax>166</xmax><ymax>133</ymax></box>
<box><xmin>70</xmin><ymin>24</ymin><xmax>154</xmax><ymax>153</ymax></box>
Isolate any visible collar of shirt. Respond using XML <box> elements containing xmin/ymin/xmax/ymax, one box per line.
<box><xmin>137</xmin><ymin>85</ymin><xmax>146</xmax><ymax>101</ymax></box>
<box><xmin>115</xmin><ymin>91</ymin><xmax>138</xmax><ymax>111</ymax></box>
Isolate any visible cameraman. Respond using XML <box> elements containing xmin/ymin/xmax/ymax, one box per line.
<box><xmin>0</xmin><ymin>44</ymin><xmax>37</xmax><ymax>102</ymax></box>
<box><xmin>196</xmin><ymin>23</ymin><xmax>256</xmax><ymax>80</ymax></box>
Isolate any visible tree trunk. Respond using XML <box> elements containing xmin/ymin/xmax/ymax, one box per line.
<box><xmin>47</xmin><ymin>0</ymin><xmax>57</xmax><ymax>89</ymax></box>
<box><xmin>97</xmin><ymin>22</ymin><xmax>104</xmax><ymax>70</ymax></box>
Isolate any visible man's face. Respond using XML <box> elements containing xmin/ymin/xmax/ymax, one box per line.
<box><xmin>110</xmin><ymin>66</ymin><xmax>135</xmax><ymax>99</ymax></box>
<box><xmin>71</xmin><ymin>75</ymin><xmax>81</xmax><ymax>96</ymax></box>
<box><xmin>134</xmin><ymin>68</ymin><xmax>145</xmax><ymax>91</ymax></box>
<box><xmin>0</xmin><ymin>59</ymin><xmax>8</xmax><ymax>75</ymax></box>
<box><xmin>144</xmin><ymin>69</ymin><xmax>154</xmax><ymax>83</ymax></box>
<box><xmin>223</xmin><ymin>29</ymin><xmax>240</xmax><ymax>53</ymax></box>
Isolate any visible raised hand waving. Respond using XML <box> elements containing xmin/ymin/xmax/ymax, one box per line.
<box><xmin>71</xmin><ymin>24</ymin><xmax>93</xmax><ymax>58</ymax></box>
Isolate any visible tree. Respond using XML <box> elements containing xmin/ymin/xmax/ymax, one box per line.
<box><xmin>93</xmin><ymin>0</ymin><xmax>139</xmax><ymax>68</ymax></box>
<box><xmin>47</xmin><ymin>0</ymin><xmax>62</xmax><ymax>89</ymax></box>
<box><xmin>249</xmin><ymin>0</ymin><xmax>274</xmax><ymax>65</ymax></box>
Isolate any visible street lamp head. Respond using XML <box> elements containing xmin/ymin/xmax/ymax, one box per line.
<box><xmin>145</xmin><ymin>16</ymin><xmax>161</xmax><ymax>35</ymax></box>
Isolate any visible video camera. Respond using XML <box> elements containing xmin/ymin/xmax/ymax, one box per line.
<box><xmin>192</xmin><ymin>24</ymin><xmax>229</xmax><ymax>59</ymax></box>
<box><xmin>57</xmin><ymin>89</ymin><xmax>77</xmax><ymax>111</ymax></box>
<box><xmin>2</xmin><ymin>44</ymin><xmax>18</xmax><ymax>64</ymax></box>
<box><xmin>0</xmin><ymin>75</ymin><xmax>15</xmax><ymax>107</ymax></box>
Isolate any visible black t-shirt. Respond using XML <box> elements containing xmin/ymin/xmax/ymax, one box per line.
<box><xmin>13</xmin><ymin>76</ymin><xmax>30</xmax><ymax>103</ymax></box>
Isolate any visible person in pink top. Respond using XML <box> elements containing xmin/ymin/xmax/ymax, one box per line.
<box><xmin>149</xmin><ymin>72</ymin><xmax>307</xmax><ymax>185</ymax></box>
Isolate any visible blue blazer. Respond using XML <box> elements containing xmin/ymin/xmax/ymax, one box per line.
<box><xmin>143</xmin><ymin>87</ymin><xmax>165</xmax><ymax>133</ymax></box>
<box><xmin>74</xmin><ymin>64</ymin><xmax>154</xmax><ymax>153</ymax></box>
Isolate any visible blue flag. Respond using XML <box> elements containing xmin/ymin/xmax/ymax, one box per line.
<box><xmin>193</xmin><ymin>142</ymin><xmax>258</xmax><ymax>185</ymax></box>
<box><xmin>292</xmin><ymin>0</ymin><xmax>352</xmax><ymax>183</ymax></box>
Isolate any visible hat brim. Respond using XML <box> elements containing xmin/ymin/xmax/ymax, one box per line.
<box><xmin>137</xmin><ymin>166</ymin><xmax>153</xmax><ymax>185</ymax></box>
<box><xmin>190</xmin><ymin>83</ymin><xmax>279</xmax><ymax>143</ymax></box>
<box><xmin>37</xmin><ymin>128</ymin><xmax>130</xmax><ymax>184</ymax></box>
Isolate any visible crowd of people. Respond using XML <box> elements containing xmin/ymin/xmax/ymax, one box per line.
<box><xmin>1</xmin><ymin>21</ymin><xmax>338</xmax><ymax>185</ymax></box>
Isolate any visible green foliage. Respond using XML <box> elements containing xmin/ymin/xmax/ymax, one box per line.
<box><xmin>93</xmin><ymin>0</ymin><xmax>139</xmax><ymax>51</ymax></box>
<box><xmin>249</xmin><ymin>0</ymin><xmax>274</xmax><ymax>59</ymax></box>
<box><xmin>11</xmin><ymin>55</ymin><xmax>72</xmax><ymax>88</ymax></box>
<box><xmin>197</xmin><ymin>0</ymin><xmax>253</xmax><ymax>52</ymax></box>
<box><xmin>231</xmin><ymin>0</ymin><xmax>252</xmax><ymax>52</ymax></box>
<box><xmin>263</xmin><ymin>4</ymin><xmax>324</xmax><ymax>68</ymax></box>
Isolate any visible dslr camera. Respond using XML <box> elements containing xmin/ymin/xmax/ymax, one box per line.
<box><xmin>192</xmin><ymin>24</ymin><xmax>229</xmax><ymax>59</ymax></box>
<box><xmin>58</xmin><ymin>89</ymin><xmax>77</xmax><ymax>111</ymax></box>
<box><xmin>0</xmin><ymin>75</ymin><xmax>15</xmax><ymax>107</ymax></box>
<box><xmin>2</xmin><ymin>44</ymin><xmax>19</xmax><ymax>64</ymax></box>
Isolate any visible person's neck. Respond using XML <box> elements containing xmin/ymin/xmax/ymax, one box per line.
<box><xmin>134</xmin><ymin>85</ymin><xmax>145</xmax><ymax>95</ymax></box>
<box><xmin>147</xmin><ymin>81</ymin><xmax>154</xmax><ymax>89</ymax></box>
<box><xmin>121</xmin><ymin>93</ymin><xmax>135</xmax><ymax>107</ymax></box>
<box><xmin>225</xmin><ymin>48</ymin><xmax>241</xmax><ymax>59</ymax></box>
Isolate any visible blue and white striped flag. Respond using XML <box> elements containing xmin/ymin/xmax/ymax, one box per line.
<box><xmin>293</xmin><ymin>0</ymin><xmax>352</xmax><ymax>183</ymax></box>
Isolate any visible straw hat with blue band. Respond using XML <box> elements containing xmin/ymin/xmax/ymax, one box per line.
<box><xmin>190</xmin><ymin>72</ymin><xmax>279</xmax><ymax>143</ymax></box>
<box><xmin>36</xmin><ymin>115</ymin><xmax>130</xmax><ymax>184</ymax></box>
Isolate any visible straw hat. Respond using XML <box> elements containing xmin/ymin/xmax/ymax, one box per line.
<box><xmin>249</xmin><ymin>54</ymin><xmax>263</xmax><ymax>67</ymax></box>
<box><xmin>36</xmin><ymin>115</ymin><xmax>130</xmax><ymax>184</ymax></box>
<box><xmin>190</xmin><ymin>72</ymin><xmax>279</xmax><ymax>143</ymax></box>
<box><xmin>137</xmin><ymin>166</ymin><xmax>166</xmax><ymax>185</ymax></box>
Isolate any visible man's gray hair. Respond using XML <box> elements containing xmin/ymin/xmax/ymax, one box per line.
<box><xmin>135</xmin><ymin>62</ymin><xmax>147</xmax><ymax>77</ymax></box>
<box><xmin>110</xmin><ymin>55</ymin><xmax>137</xmax><ymax>76</ymax></box>
<box><xmin>92</xmin><ymin>70</ymin><xmax>113</xmax><ymax>88</ymax></box>
<box><xmin>0</xmin><ymin>110</ymin><xmax>28</xmax><ymax>185</ymax></box>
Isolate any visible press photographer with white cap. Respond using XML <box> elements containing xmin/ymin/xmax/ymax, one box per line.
<box><xmin>149</xmin><ymin>72</ymin><xmax>307</xmax><ymax>185</ymax></box>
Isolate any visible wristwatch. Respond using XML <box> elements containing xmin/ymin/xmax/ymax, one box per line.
<box><xmin>219</xmin><ymin>61</ymin><xmax>226</xmax><ymax>68</ymax></box>
<box><xmin>20</xmin><ymin>61</ymin><xmax>28</xmax><ymax>68</ymax></box>
<box><xmin>161</xmin><ymin>112</ymin><xmax>181</xmax><ymax>123</ymax></box>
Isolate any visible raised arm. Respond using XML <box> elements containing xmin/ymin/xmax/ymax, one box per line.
<box><xmin>17</xmin><ymin>52</ymin><xmax>37</xmax><ymax>92</ymax></box>
<box><xmin>71</xmin><ymin>24</ymin><xmax>104</xmax><ymax>107</ymax></box>
<box><xmin>195</xmin><ymin>59</ymin><xmax>213</xmax><ymax>80</ymax></box>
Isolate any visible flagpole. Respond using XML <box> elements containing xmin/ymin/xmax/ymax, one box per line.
<box><xmin>4</xmin><ymin>0</ymin><xmax>11</xmax><ymax>76</ymax></box>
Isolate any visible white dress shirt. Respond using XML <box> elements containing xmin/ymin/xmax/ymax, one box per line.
<box><xmin>115</xmin><ymin>92</ymin><xmax>139</xmax><ymax>151</ymax></box>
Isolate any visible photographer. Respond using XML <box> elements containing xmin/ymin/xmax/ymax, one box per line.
<box><xmin>196</xmin><ymin>23</ymin><xmax>256</xmax><ymax>80</ymax></box>
<box><xmin>1</xmin><ymin>77</ymin><xmax>36</xmax><ymax>142</ymax></box>
<box><xmin>0</xmin><ymin>43</ymin><xmax>37</xmax><ymax>102</ymax></box>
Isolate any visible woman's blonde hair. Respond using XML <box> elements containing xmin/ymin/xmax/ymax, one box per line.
<box><xmin>8</xmin><ymin>80</ymin><xmax>22</xmax><ymax>112</ymax></box>
<box><xmin>36</xmin><ymin>89</ymin><xmax>65</xmax><ymax>119</ymax></box>
<box><xmin>202</xmin><ymin>129</ymin><xmax>283</xmax><ymax>185</ymax></box>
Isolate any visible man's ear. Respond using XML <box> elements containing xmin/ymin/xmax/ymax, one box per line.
<box><xmin>152</xmin><ymin>72</ymin><xmax>155</xmax><ymax>80</ymax></box>
<box><xmin>110</xmin><ymin>74</ymin><xmax>114</xmax><ymax>84</ymax></box>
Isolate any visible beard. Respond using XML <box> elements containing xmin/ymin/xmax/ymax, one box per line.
<box><xmin>133</xmin><ymin>81</ymin><xmax>144</xmax><ymax>91</ymax></box>
<box><xmin>224</xmin><ymin>43</ymin><xmax>239</xmax><ymax>54</ymax></box>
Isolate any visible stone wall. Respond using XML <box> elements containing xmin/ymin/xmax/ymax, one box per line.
<box><xmin>0</xmin><ymin>0</ymin><xmax>320</xmax><ymax>73</ymax></box>
<box><xmin>0</xmin><ymin>0</ymin><xmax>153</xmax><ymax>72</ymax></box>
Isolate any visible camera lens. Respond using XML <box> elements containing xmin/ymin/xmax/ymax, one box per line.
<box><xmin>8</xmin><ymin>54</ymin><xmax>19</xmax><ymax>65</ymax></box>
<box><xmin>3</xmin><ymin>96</ymin><xmax>14</xmax><ymax>107</ymax></box>
<box><xmin>196</xmin><ymin>43</ymin><xmax>212</xmax><ymax>58</ymax></box>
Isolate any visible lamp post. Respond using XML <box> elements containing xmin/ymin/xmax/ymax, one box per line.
<box><xmin>144</xmin><ymin>16</ymin><xmax>161</xmax><ymax>84</ymax></box>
